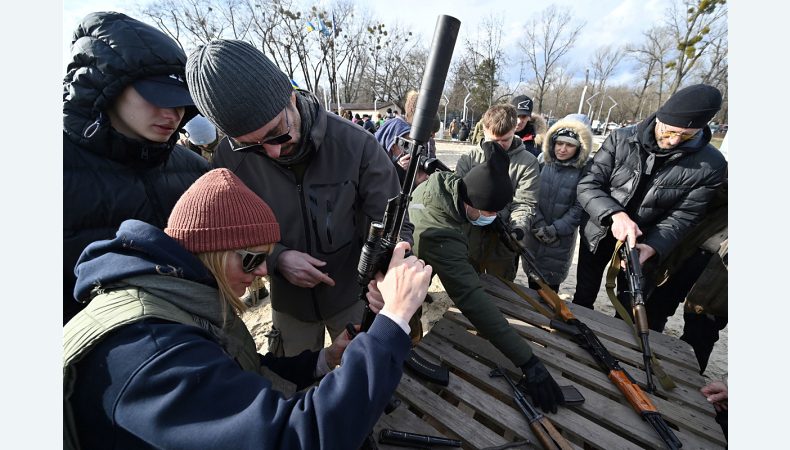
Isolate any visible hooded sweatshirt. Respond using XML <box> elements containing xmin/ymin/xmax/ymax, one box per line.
<box><xmin>64</xmin><ymin>219</ymin><xmax>411</xmax><ymax>450</ymax></box>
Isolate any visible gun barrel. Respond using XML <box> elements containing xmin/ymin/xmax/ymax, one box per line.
<box><xmin>378</xmin><ymin>429</ymin><xmax>462</xmax><ymax>448</ymax></box>
<box><xmin>410</xmin><ymin>15</ymin><xmax>460</xmax><ymax>144</ymax></box>
<box><xmin>644</xmin><ymin>412</ymin><xmax>683</xmax><ymax>450</ymax></box>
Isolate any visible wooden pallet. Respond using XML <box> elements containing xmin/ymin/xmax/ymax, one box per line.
<box><xmin>373</xmin><ymin>274</ymin><xmax>726</xmax><ymax>449</ymax></box>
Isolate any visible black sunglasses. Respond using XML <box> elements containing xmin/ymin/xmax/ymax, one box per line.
<box><xmin>229</xmin><ymin>108</ymin><xmax>292</xmax><ymax>152</ymax></box>
<box><xmin>235</xmin><ymin>249</ymin><xmax>268</xmax><ymax>273</ymax></box>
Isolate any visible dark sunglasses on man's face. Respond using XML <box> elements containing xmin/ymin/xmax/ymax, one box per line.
<box><xmin>229</xmin><ymin>108</ymin><xmax>292</xmax><ymax>152</ymax></box>
<box><xmin>235</xmin><ymin>249</ymin><xmax>268</xmax><ymax>273</ymax></box>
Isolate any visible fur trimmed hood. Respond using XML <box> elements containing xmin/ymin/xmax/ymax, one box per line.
<box><xmin>541</xmin><ymin>118</ymin><xmax>592</xmax><ymax>169</ymax></box>
<box><xmin>531</xmin><ymin>114</ymin><xmax>548</xmax><ymax>147</ymax></box>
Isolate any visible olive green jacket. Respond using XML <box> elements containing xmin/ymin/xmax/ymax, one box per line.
<box><xmin>409</xmin><ymin>172</ymin><xmax>534</xmax><ymax>367</ymax></box>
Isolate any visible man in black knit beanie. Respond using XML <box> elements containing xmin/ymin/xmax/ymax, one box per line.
<box><xmin>572</xmin><ymin>84</ymin><xmax>728</xmax><ymax>333</ymax></box>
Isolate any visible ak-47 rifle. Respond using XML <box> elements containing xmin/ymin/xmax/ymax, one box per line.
<box><xmin>619</xmin><ymin>241</ymin><xmax>656</xmax><ymax>393</ymax></box>
<box><xmin>354</xmin><ymin>15</ymin><xmax>460</xmax><ymax>387</ymax></box>
<box><xmin>493</xmin><ymin>218</ymin><xmax>682</xmax><ymax>450</ymax></box>
<box><xmin>490</xmin><ymin>367</ymin><xmax>572</xmax><ymax>450</ymax></box>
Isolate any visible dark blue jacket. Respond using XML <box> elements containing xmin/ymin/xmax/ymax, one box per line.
<box><xmin>67</xmin><ymin>220</ymin><xmax>411</xmax><ymax>449</ymax></box>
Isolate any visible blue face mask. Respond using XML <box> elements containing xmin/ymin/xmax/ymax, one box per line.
<box><xmin>467</xmin><ymin>208</ymin><xmax>496</xmax><ymax>226</ymax></box>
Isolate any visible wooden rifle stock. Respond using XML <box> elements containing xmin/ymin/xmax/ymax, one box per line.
<box><xmin>490</xmin><ymin>367</ymin><xmax>572</xmax><ymax>450</ymax></box>
<box><xmin>492</xmin><ymin>218</ymin><xmax>681</xmax><ymax>448</ymax></box>
<box><xmin>619</xmin><ymin>241</ymin><xmax>656</xmax><ymax>393</ymax></box>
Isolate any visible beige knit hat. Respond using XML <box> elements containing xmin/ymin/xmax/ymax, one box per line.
<box><xmin>165</xmin><ymin>169</ymin><xmax>280</xmax><ymax>253</ymax></box>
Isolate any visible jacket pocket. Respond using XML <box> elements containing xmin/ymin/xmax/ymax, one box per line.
<box><xmin>306</xmin><ymin>180</ymin><xmax>357</xmax><ymax>254</ymax></box>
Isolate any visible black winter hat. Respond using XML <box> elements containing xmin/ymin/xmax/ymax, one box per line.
<box><xmin>657</xmin><ymin>84</ymin><xmax>722</xmax><ymax>128</ymax></box>
<box><xmin>186</xmin><ymin>40</ymin><xmax>293</xmax><ymax>137</ymax></box>
<box><xmin>460</xmin><ymin>144</ymin><xmax>514</xmax><ymax>212</ymax></box>
<box><xmin>511</xmin><ymin>95</ymin><xmax>533</xmax><ymax>116</ymax></box>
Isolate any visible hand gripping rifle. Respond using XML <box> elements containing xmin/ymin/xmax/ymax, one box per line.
<box><xmin>490</xmin><ymin>367</ymin><xmax>572</xmax><ymax>450</ymax></box>
<box><xmin>492</xmin><ymin>219</ymin><xmax>682</xmax><ymax>449</ymax></box>
<box><xmin>619</xmin><ymin>242</ymin><xmax>656</xmax><ymax>393</ymax></box>
<box><xmin>355</xmin><ymin>15</ymin><xmax>461</xmax><ymax>387</ymax></box>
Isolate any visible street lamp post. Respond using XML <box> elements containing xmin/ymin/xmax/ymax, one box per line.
<box><xmin>441</xmin><ymin>94</ymin><xmax>449</xmax><ymax>139</ymax></box>
<box><xmin>373</xmin><ymin>89</ymin><xmax>382</xmax><ymax>116</ymax></box>
<box><xmin>585</xmin><ymin>92</ymin><xmax>600</xmax><ymax>118</ymax></box>
<box><xmin>604</xmin><ymin>96</ymin><xmax>618</xmax><ymax>136</ymax></box>
<box><xmin>462</xmin><ymin>92</ymin><xmax>471</xmax><ymax>122</ymax></box>
<box><xmin>578</xmin><ymin>85</ymin><xmax>588</xmax><ymax>114</ymax></box>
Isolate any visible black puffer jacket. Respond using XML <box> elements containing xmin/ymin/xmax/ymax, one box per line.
<box><xmin>63</xmin><ymin>12</ymin><xmax>209</xmax><ymax>323</ymax></box>
<box><xmin>577</xmin><ymin>113</ymin><xmax>727</xmax><ymax>262</ymax></box>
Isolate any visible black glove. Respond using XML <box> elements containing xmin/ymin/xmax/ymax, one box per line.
<box><xmin>519</xmin><ymin>355</ymin><xmax>563</xmax><ymax>413</ymax></box>
<box><xmin>480</xmin><ymin>139</ymin><xmax>506</xmax><ymax>160</ymax></box>
<box><xmin>510</xmin><ymin>226</ymin><xmax>525</xmax><ymax>241</ymax></box>
<box><xmin>533</xmin><ymin>225</ymin><xmax>559</xmax><ymax>245</ymax></box>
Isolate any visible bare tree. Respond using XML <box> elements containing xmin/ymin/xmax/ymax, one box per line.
<box><xmin>460</xmin><ymin>14</ymin><xmax>506</xmax><ymax>109</ymax></box>
<box><xmin>665</xmin><ymin>0</ymin><xmax>727</xmax><ymax>93</ymax></box>
<box><xmin>139</xmin><ymin>0</ymin><xmax>254</xmax><ymax>51</ymax></box>
<box><xmin>363</xmin><ymin>23</ymin><xmax>418</xmax><ymax>106</ymax></box>
<box><xmin>696</xmin><ymin>23</ymin><xmax>727</xmax><ymax>89</ymax></box>
<box><xmin>518</xmin><ymin>5</ymin><xmax>584</xmax><ymax>114</ymax></box>
<box><xmin>626</xmin><ymin>26</ymin><xmax>674</xmax><ymax>119</ymax></box>
<box><xmin>588</xmin><ymin>45</ymin><xmax>624</xmax><ymax>124</ymax></box>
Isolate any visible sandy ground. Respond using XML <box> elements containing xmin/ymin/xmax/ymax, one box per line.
<box><xmin>241</xmin><ymin>139</ymin><xmax>727</xmax><ymax>387</ymax></box>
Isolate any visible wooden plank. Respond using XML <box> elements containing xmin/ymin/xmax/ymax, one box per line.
<box><xmin>428</xmin><ymin>316</ymin><xmax>726</xmax><ymax>448</ymax></box>
<box><xmin>394</xmin><ymin>371</ymin><xmax>509</xmax><ymax>449</ymax></box>
<box><xmin>440</xmin><ymin>308</ymin><xmax>713</xmax><ymax>419</ymax></box>
<box><xmin>482</xmin><ymin>295</ymin><xmax>712</xmax><ymax>410</ymax></box>
<box><xmin>373</xmin><ymin>406</ymin><xmax>449</xmax><ymax>450</ymax></box>
<box><xmin>423</xmin><ymin>320</ymin><xmax>669</xmax><ymax>448</ymax></box>
<box><xmin>418</xmin><ymin>331</ymin><xmax>638</xmax><ymax>450</ymax></box>
<box><xmin>480</xmin><ymin>274</ymin><xmax>700</xmax><ymax>371</ymax></box>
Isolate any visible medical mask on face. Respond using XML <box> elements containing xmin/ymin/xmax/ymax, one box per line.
<box><xmin>467</xmin><ymin>208</ymin><xmax>496</xmax><ymax>226</ymax></box>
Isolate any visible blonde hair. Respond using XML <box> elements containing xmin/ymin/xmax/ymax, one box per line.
<box><xmin>197</xmin><ymin>251</ymin><xmax>246</xmax><ymax>325</ymax></box>
<box><xmin>482</xmin><ymin>104</ymin><xmax>517</xmax><ymax>136</ymax></box>
<box><xmin>196</xmin><ymin>243</ymin><xmax>275</xmax><ymax>326</ymax></box>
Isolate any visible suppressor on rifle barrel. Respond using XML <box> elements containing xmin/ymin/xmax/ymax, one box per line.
<box><xmin>378</xmin><ymin>429</ymin><xmax>462</xmax><ymax>448</ymax></box>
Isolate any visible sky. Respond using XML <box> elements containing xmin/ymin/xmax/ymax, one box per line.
<box><xmin>63</xmin><ymin>0</ymin><xmax>672</xmax><ymax>86</ymax></box>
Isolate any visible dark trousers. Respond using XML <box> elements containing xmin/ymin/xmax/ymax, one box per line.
<box><xmin>646</xmin><ymin>248</ymin><xmax>727</xmax><ymax>373</ymax></box>
<box><xmin>572</xmin><ymin>232</ymin><xmax>617</xmax><ymax>309</ymax></box>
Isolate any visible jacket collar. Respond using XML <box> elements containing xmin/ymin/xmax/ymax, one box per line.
<box><xmin>74</xmin><ymin>219</ymin><xmax>216</xmax><ymax>302</ymax></box>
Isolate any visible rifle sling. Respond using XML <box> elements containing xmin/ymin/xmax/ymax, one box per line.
<box><xmin>605</xmin><ymin>241</ymin><xmax>677</xmax><ymax>391</ymax></box>
<box><xmin>495</xmin><ymin>275</ymin><xmax>555</xmax><ymax>319</ymax></box>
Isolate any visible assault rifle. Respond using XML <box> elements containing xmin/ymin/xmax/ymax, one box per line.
<box><xmin>354</xmin><ymin>15</ymin><xmax>460</xmax><ymax>387</ymax></box>
<box><xmin>490</xmin><ymin>367</ymin><xmax>572</xmax><ymax>450</ymax></box>
<box><xmin>493</xmin><ymin>218</ymin><xmax>682</xmax><ymax>449</ymax></box>
<box><xmin>619</xmin><ymin>242</ymin><xmax>656</xmax><ymax>393</ymax></box>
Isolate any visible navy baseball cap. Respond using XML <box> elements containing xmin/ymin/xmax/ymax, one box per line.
<box><xmin>133</xmin><ymin>74</ymin><xmax>194</xmax><ymax>108</ymax></box>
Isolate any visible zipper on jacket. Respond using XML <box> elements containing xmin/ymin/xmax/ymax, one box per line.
<box><xmin>296</xmin><ymin>182</ymin><xmax>323</xmax><ymax>321</ymax></box>
<box><xmin>142</xmin><ymin>170</ymin><xmax>167</xmax><ymax>226</ymax></box>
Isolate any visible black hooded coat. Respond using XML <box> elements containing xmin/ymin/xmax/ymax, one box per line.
<box><xmin>63</xmin><ymin>12</ymin><xmax>209</xmax><ymax>323</ymax></box>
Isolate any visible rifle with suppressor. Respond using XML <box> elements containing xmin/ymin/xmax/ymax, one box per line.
<box><xmin>490</xmin><ymin>367</ymin><xmax>572</xmax><ymax>450</ymax></box>
<box><xmin>354</xmin><ymin>15</ymin><xmax>460</xmax><ymax>387</ymax></box>
<box><xmin>492</xmin><ymin>218</ymin><xmax>682</xmax><ymax>449</ymax></box>
<box><xmin>619</xmin><ymin>242</ymin><xmax>656</xmax><ymax>393</ymax></box>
